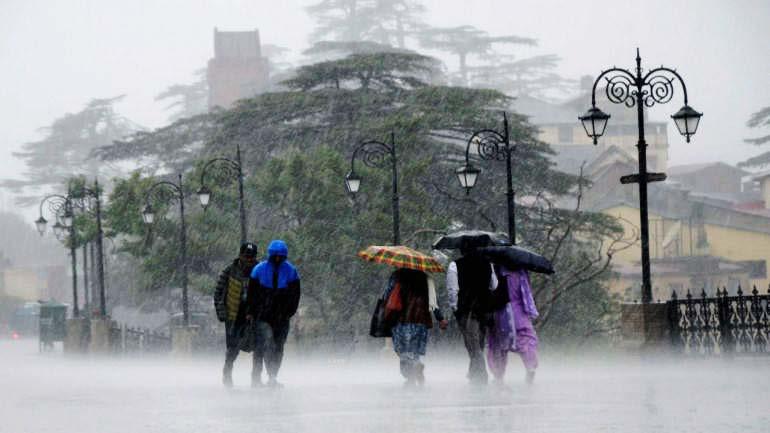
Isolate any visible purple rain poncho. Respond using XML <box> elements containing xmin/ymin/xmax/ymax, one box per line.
<box><xmin>486</xmin><ymin>267</ymin><xmax>539</xmax><ymax>377</ymax></box>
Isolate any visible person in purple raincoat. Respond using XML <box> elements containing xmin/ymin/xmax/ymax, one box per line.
<box><xmin>486</xmin><ymin>266</ymin><xmax>539</xmax><ymax>384</ymax></box>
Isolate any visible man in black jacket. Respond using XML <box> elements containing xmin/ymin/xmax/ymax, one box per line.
<box><xmin>247</xmin><ymin>240</ymin><xmax>300</xmax><ymax>388</ymax></box>
<box><xmin>214</xmin><ymin>242</ymin><xmax>258</xmax><ymax>388</ymax></box>
<box><xmin>446</xmin><ymin>246</ymin><xmax>498</xmax><ymax>385</ymax></box>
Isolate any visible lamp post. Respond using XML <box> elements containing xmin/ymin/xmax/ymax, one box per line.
<box><xmin>142</xmin><ymin>174</ymin><xmax>190</xmax><ymax>326</ymax></box>
<box><xmin>198</xmin><ymin>144</ymin><xmax>247</xmax><ymax>244</ymax></box>
<box><xmin>36</xmin><ymin>180</ymin><xmax>108</xmax><ymax>317</ymax></box>
<box><xmin>37</xmin><ymin>193</ymin><xmax>79</xmax><ymax>317</ymax></box>
<box><xmin>345</xmin><ymin>132</ymin><xmax>400</xmax><ymax>245</ymax></box>
<box><xmin>456</xmin><ymin>112</ymin><xmax>517</xmax><ymax>244</ymax></box>
<box><xmin>579</xmin><ymin>49</ymin><xmax>702</xmax><ymax>304</ymax></box>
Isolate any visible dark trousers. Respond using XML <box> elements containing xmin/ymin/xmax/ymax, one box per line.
<box><xmin>456</xmin><ymin>312</ymin><xmax>488</xmax><ymax>384</ymax></box>
<box><xmin>223</xmin><ymin>321</ymin><xmax>259</xmax><ymax>379</ymax></box>
<box><xmin>254</xmin><ymin>320</ymin><xmax>291</xmax><ymax>379</ymax></box>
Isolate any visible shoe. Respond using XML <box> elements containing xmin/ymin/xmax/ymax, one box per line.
<box><xmin>415</xmin><ymin>363</ymin><xmax>425</xmax><ymax>386</ymax></box>
<box><xmin>267</xmin><ymin>378</ymin><xmax>283</xmax><ymax>388</ymax></box>
<box><xmin>525</xmin><ymin>370</ymin><xmax>536</xmax><ymax>385</ymax></box>
<box><xmin>222</xmin><ymin>365</ymin><xmax>234</xmax><ymax>388</ymax></box>
<box><xmin>251</xmin><ymin>378</ymin><xmax>263</xmax><ymax>388</ymax></box>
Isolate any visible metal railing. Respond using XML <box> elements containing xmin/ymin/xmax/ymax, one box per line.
<box><xmin>112</xmin><ymin>323</ymin><xmax>171</xmax><ymax>354</ymax></box>
<box><xmin>668</xmin><ymin>286</ymin><xmax>770</xmax><ymax>355</ymax></box>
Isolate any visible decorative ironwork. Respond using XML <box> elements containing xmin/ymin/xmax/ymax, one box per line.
<box><xmin>668</xmin><ymin>286</ymin><xmax>770</xmax><ymax>355</ymax></box>
<box><xmin>582</xmin><ymin>50</ymin><xmax>702</xmax><ymax>306</ymax></box>
<box><xmin>355</xmin><ymin>140</ymin><xmax>395</xmax><ymax>169</ymax></box>
<box><xmin>469</xmin><ymin>129</ymin><xmax>509</xmax><ymax>162</ymax></box>
<box><xmin>643</xmin><ymin>74</ymin><xmax>675</xmax><ymax>106</ymax></box>
<box><xmin>199</xmin><ymin>148</ymin><xmax>247</xmax><ymax>244</ymax></box>
<box><xmin>604</xmin><ymin>73</ymin><xmax>637</xmax><ymax>107</ymax></box>
<box><xmin>460</xmin><ymin>113</ymin><xmax>517</xmax><ymax>244</ymax></box>
<box><xmin>143</xmin><ymin>174</ymin><xmax>190</xmax><ymax>327</ymax></box>
<box><xmin>347</xmin><ymin>133</ymin><xmax>400</xmax><ymax>245</ymax></box>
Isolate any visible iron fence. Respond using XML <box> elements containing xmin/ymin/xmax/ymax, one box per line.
<box><xmin>668</xmin><ymin>286</ymin><xmax>770</xmax><ymax>355</ymax></box>
<box><xmin>112</xmin><ymin>323</ymin><xmax>171</xmax><ymax>354</ymax></box>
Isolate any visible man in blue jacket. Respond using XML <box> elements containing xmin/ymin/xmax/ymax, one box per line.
<box><xmin>246</xmin><ymin>240</ymin><xmax>301</xmax><ymax>387</ymax></box>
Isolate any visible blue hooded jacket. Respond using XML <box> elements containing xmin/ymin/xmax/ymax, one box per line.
<box><xmin>250</xmin><ymin>240</ymin><xmax>299</xmax><ymax>289</ymax></box>
<box><xmin>247</xmin><ymin>240</ymin><xmax>301</xmax><ymax>323</ymax></box>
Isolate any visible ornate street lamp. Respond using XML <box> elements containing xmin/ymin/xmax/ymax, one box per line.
<box><xmin>579</xmin><ymin>107</ymin><xmax>611</xmax><ymax>144</ymax></box>
<box><xmin>36</xmin><ymin>181</ymin><xmax>108</xmax><ymax>317</ymax></box>
<box><xmin>198</xmin><ymin>144</ymin><xmax>247</xmax><ymax>244</ymax></box>
<box><xmin>35</xmin><ymin>216</ymin><xmax>48</xmax><ymax>236</ymax></box>
<box><xmin>142</xmin><ymin>174</ymin><xmax>190</xmax><ymax>326</ymax></box>
<box><xmin>579</xmin><ymin>48</ymin><xmax>702</xmax><ymax>304</ymax></box>
<box><xmin>62</xmin><ymin>208</ymin><xmax>74</xmax><ymax>228</ymax></box>
<box><xmin>52</xmin><ymin>222</ymin><xmax>67</xmax><ymax>241</ymax></box>
<box><xmin>671</xmin><ymin>105</ymin><xmax>703</xmax><ymax>142</ymax></box>
<box><xmin>457</xmin><ymin>112</ymin><xmax>518</xmax><ymax>244</ymax></box>
<box><xmin>37</xmin><ymin>192</ymin><xmax>80</xmax><ymax>317</ymax></box>
<box><xmin>141</xmin><ymin>204</ymin><xmax>155</xmax><ymax>224</ymax></box>
<box><xmin>196</xmin><ymin>186</ymin><xmax>211</xmax><ymax>208</ymax></box>
<box><xmin>455</xmin><ymin>163</ymin><xmax>481</xmax><ymax>193</ymax></box>
<box><xmin>345</xmin><ymin>132</ymin><xmax>400</xmax><ymax>245</ymax></box>
<box><xmin>344</xmin><ymin>171</ymin><xmax>362</xmax><ymax>194</ymax></box>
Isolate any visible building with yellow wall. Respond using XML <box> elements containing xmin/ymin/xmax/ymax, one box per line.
<box><xmin>514</xmin><ymin>84</ymin><xmax>770</xmax><ymax>302</ymax></box>
<box><xmin>585</xmin><ymin>157</ymin><xmax>770</xmax><ymax>301</ymax></box>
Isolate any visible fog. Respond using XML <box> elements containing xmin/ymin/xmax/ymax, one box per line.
<box><xmin>2</xmin><ymin>339</ymin><xmax>768</xmax><ymax>433</ymax></box>
<box><xmin>1</xmin><ymin>0</ymin><xmax>769</xmax><ymax>208</ymax></box>
<box><xmin>2</xmin><ymin>3</ymin><xmax>770</xmax><ymax>432</ymax></box>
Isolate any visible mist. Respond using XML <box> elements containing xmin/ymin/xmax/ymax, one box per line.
<box><xmin>1</xmin><ymin>1</ymin><xmax>770</xmax><ymax>432</ymax></box>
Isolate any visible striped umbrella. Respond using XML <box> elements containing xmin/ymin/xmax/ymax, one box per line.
<box><xmin>357</xmin><ymin>245</ymin><xmax>445</xmax><ymax>273</ymax></box>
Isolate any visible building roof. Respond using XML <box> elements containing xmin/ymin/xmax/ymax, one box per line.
<box><xmin>594</xmin><ymin>183</ymin><xmax>770</xmax><ymax>236</ymax></box>
<box><xmin>748</xmin><ymin>169</ymin><xmax>770</xmax><ymax>181</ymax></box>
<box><xmin>213</xmin><ymin>28</ymin><xmax>263</xmax><ymax>59</ymax></box>
<box><xmin>549</xmin><ymin>144</ymin><xmax>604</xmax><ymax>175</ymax></box>
<box><xmin>668</xmin><ymin>162</ymin><xmax>748</xmax><ymax>177</ymax></box>
<box><xmin>512</xmin><ymin>95</ymin><xmax>578</xmax><ymax>124</ymax></box>
<box><xmin>585</xmin><ymin>145</ymin><xmax>636</xmax><ymax>176</ymax></box>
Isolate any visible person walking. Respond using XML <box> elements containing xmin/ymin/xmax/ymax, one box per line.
<box><xmin>486</xmin><ymin>266</ymin><xmax>539</xmax><ymax>384</ymax></box>
<box><xmin>384</xmin><ymin>268</ymin><xmax>448</xmax><ymax>387</ymax></box>
<box><xmin>214</xmin><ymin>242</ymin><xmax>259</xmax><ymax>388</ymax></box>
<box><xmin>247</xmin><ymin>240</ymin><xmax>301</xmax><ymax>388</ymax></box>
<box><xmin>446</xmin><ymin>246</ymin><xmax>498</xmax><ymax>385</ymax></box>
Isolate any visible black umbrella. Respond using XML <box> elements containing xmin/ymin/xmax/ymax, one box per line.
<box><xmin>477</xmin><ymin>245</ymin><xmax>555</xmax><ymax>275</ymax></box>
<box><xmin>432</xmin><ymin>230</ymin><xmax>511</xmax><ymax>250</ymax></box>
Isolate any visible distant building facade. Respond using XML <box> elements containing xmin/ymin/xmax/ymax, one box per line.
<box><xmin>207</xmin><ymin>28</ymin><xmax>270</xmax><ymax>109</ymax></box>
<box><xmin>514</xmin><ymin>79</ymin><xmax>770</xmax><ymax>299</ymax></box>
<box><xmin>513</xmin><ymin>76</ymin><xmax>669</xmax><ymax>175</ymax></box>
<box><xmin>585</xmin><ymin>158</ymin><xmax>770</xmax><ymax>300</ymax></box>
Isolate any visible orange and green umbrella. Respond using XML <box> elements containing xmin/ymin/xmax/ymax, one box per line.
<box><xmin>357</xmin><ymin>245</ymin><xmax>445</xmax><ymax>273</ymax></box>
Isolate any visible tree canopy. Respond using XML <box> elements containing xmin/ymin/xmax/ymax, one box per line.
<box><xmin>97</xmin><ymin>49</ymin><xmax>621</xmax><ymax>344</ymax></box>
<box><xmin>739</xmin><ymin>105</ymin><xmax>770</xmax><ymax>168</ymax></box>
<box><xmin>3</xmin><ymin>96</ymin><xmax>138</xmax><ymax>204</ymax></box>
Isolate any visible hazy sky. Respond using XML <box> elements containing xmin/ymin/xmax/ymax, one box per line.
<box><xmin>1</xmin><ymin>0</ymin><xmax>769</xmax><ymax>209</ymax></box>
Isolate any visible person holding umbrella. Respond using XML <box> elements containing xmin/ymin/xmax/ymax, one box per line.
<box><xmin>446</xmin><ymin>245</ymin><xmax>498</xmax><ymax>385</ymax></box>
<box><xmin>359</xmin><ymin>245</ymin><xmax>448</xmax><ymax>387</ymax></box>
<box><xmin>434</xmin><ymin>230</ymin><xmax>508</xmax><ymax>386</ymax></box>
<box><xmin>478</xmin><ymin>244</ymin><xmax>553</xmax><ymax>385</ymax></box>
<box><xmin>486</xmin><ymin>267</ymin><xmax>540</xmax><ymax>385</ymax></box>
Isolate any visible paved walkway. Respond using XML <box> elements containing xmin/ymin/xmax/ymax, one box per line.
<box><xmin>1</xmin><ymin>340</ymin><xmax>767</xmax><ymax>433</ymax></box>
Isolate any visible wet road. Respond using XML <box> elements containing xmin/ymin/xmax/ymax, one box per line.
<box><xmin>1</xmin><ymin>340</ymin><xmax>767</xmax><ymax>433</ymax></box>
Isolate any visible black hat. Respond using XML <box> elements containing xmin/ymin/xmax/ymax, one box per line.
<box><xmin>240</xmin><ymin>242</ymin><xmax>258</xmax><ymax>258</ymax></box>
